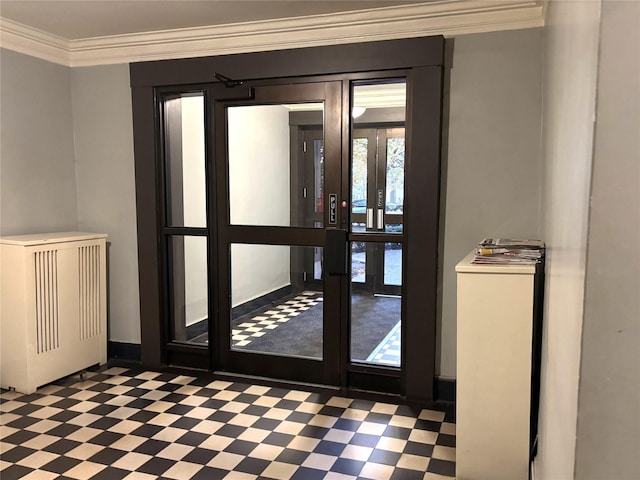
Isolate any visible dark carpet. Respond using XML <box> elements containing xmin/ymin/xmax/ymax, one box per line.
<box><xmin>233</xmin><ymin>291</ymin><xmax>400</xmax><ymax>361</ymax></box>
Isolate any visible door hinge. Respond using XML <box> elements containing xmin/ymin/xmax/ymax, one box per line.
<box><xmin>303</xmin><ymin>272</ymin><xmax>307</xmax><ymax>281</ymax></box>
<box><xmin>303</xmin><ymin>187</ymin><xmax>308</xmax><ymax>198</ymax></box>
<box><xmin>303</xmin><ymin>140</ymin><xmax>307</xmax><ymax>153</ymax></box>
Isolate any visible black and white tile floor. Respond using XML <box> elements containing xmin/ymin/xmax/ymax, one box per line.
<box><xmin>232</xmin><ymin>292</ymin><xmax>323</xmax><ymax>348</ymax></box>
<box><xmin>364</xmin><ymin>323</ymin><xmax>401</xmax><ymax>367</ymax></box>
<box><xmin>0</xmin><ymin>368</ymin><xmax>455</xmax><ymax>480</ymax></box>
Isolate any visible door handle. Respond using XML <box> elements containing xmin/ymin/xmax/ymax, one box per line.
<box><xmin>325</xmin><ymin>229</ymin><xmax>348</xmax><ymax>275</ymax></box>
<box><xmin>377</xmin><ymin>208</ymin><xmax>384</xmax><ymax>231</ymax></box>
<box><xmin>366</xmin><ymin>208</ymin><xmax>374</xmax><ymax>229</ymax></box>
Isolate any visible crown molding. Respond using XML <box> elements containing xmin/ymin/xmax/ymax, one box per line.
<box><xmin>0</xmin><ymin>17</ymin><xmax>69</xmax><ymax>65</ymax></box>
<box><xmin>0</xmin><ymin>1</ymin><xmax>545</xmax><ymax>67</ymax></box>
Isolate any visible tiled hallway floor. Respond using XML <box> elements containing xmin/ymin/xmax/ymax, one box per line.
<box><xmin>0</xmin><ymin>367</ymin><xmax>455</xmax><ymax>480</ymax></box>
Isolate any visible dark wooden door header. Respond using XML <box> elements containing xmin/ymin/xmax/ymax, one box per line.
<box><xmin>130</xmin><ymin>36</ymin><xmax>444</xmax><ymax>87</ymax></box>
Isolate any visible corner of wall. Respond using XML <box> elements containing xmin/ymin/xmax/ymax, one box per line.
<box><xmin>535</xmin><ymin>0</ymin><xmax>602</xmax><ymax>478</ymax></box>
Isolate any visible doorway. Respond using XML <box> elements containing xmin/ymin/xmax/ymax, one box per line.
<box><xmin>301</xmin><ymin>122</ymin><xmax>406</xmax><ymax>370</ymax></box>
<box><xmin>210</xmin><ymin>80</ymin><xmax>409</xmax><ymax>386</ymax></box>
<box><xmin>215</xmin><ymin>81</ymin><xmax>342</xmax><ymax>385</ymax></box>
<box><xmin>131</xmin><ymin>36</ymin><xmax>444</xmax><ymax>402</ymax></box>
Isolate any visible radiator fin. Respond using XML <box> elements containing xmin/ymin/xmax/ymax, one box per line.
<box><xmin>79</xmin><ymin>245</ymin><xmax>101</xmax><ymax>340</ymax></box>
<box><xmin>34</xmin><ymin>250</ymin><xmax>60</xmax><ymax>354</ymax></box>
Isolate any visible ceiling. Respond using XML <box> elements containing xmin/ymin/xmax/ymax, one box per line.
<box><xmin>0</xmin><ymin>1</ymin><xmax>414</xmax><ymax>40</ymax></box>
<box><xmin>0</xmin><ymin>1</ymin><xmax>546</xmax><ymax>66</ymax></box>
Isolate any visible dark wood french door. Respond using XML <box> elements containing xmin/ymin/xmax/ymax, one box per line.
<box><xmin>131</xmin><ymin>36</ymin><xmax>445</xmax><ymax>401</ymax></box>
<box><xmin>211</xmin><ymin>77</ymin><xmax>413</xmax><ymax>391</ymax></box>
<box><xmin>213</xmin><ymin>81</ymin><xmax>343</xmax><ymax>385</ymax></box>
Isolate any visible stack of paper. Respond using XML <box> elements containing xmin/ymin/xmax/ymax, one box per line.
<box><xmin>472</xmin><ymin>238</ymin><xmax>545</xmax><ymax>265</ymax></box>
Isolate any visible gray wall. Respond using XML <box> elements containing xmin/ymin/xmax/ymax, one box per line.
<box><xmin>535</xmin><ymin>0</ymin><xmax>602</xmax><ymax>478</ymax></box>
<box><xmin>0</xmin><ymin>50</ymin><xmax>140</xmax><ymax>344</ymax></box>
<box><xmin>71</xmin><ymin>64</ymin><xmax>140</xmax><ymax>344</ymax></box>
<box><xmin>575</xmin><ymin>1</ymin><xmax>640</xmax><ymax>478</ymax></box>
<box><xmin>0</xmin><ymin>49</ymin><xmax>78</xmax><ymax>235</ymax></box>
<box><xmin>439</xmin><ymin>28</ymin><xmax>542</xmax><ymax>377</ymax></box>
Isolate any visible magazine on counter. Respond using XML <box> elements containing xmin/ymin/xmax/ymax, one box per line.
<box><xmin>479</xmin><ymin>238</ymin><xmax>545</xmax><ymax>249</ymax></box>
<box><xmin>472</xmin><ymin>238</ymin><xmax>545</xmax><ymax>265</ymax></box>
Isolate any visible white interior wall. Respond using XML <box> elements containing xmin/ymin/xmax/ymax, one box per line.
<box><xmin>574</xmin><ymin>1</ymin><xmax>640</xmax><ymax>478</ymax></box>
<box><xmin>228</xmin><ymin>105</ymin><xmax>291</xmax><ymax>306</ymax></box>
<box><xmin>181</xmin><ymin>96</ymin><xmax>208</xmax><ymax>326</ymax></box>
<box><xmin>231</xmin><ymin>244</ymin><xmax>291</xmax><ymax>308</ymax></box>
<box><xmin>228</xmin><ymin>105</ymin><xmax>291</xmax><ymax>227</ymax></box>
<box><xmin>181</xmin><ymin>96</ymin><xmax>207</xmax><ymax>228</ymax></box>
<box><xmin>535</xmin><ymin>1</ymin><xmax>602</xmax><ymax>478</ymax></box>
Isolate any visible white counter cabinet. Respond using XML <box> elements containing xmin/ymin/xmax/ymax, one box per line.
<box><xmin>0</xmin><ymin>232</ymin><xmax>108</xmax><ymax>394</ymax></box>
<box><xmin>456</xmin><ymin>251</ymin><xmax>543</xmax><ymax>480</ymax></box>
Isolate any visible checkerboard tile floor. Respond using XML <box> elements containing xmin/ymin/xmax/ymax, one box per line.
<box><xmin>0</xmin><ymin>368</ymin><xmax>456</xmax><ymax>480</ymax></box>
<box><xmin>232</xmin><ymin>291</ymin><xmax>323</xmax><ymax>348</ymax></box>
<box><xmin>365</xmin><ymin>323</ymin><xmax>401</xmax><ymax>367</ymax></box>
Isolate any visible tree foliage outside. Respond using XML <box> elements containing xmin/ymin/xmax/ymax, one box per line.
<box><xmin>386</xmin><ymin>137</ymin><xmax>404</xmax><ymax>212</ymax></box>
<box><xmin>352</xmin><ymin>138</ymin><xmax>368</xmax><ymax>203</ymax></box>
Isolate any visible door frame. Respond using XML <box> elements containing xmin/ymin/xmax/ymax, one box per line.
<box><xmin>130</xmin><ymin>36</ymin><xmax>444</xmax><ymax>402</ymax></box>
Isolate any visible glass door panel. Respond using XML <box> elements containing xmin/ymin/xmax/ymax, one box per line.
<box><xmin>167</xmin><ymin>235</ymin><xmax>209</xmax><ymax>345</ymax></box>
<box><xmin>349</xmin><ymin>80</ymin><xmax>406</xmax><ymax>368</ymax></box>
<box><xmin>350</xmin><ymin>242</ymin><xmax>402</xmax><ymax>366</ymax></box>
<box><xmin>230</xmin><ymin>244</ymin><xmax>323</xmax><ymax>360</ymax></box>
<box><xmin>159</xmin><ymin>90</ymin><xmax>210</xmax><ymax>365</ymax></box>
<box><xmin>384</xmin><ymin>242</ymin><xmax>403</xmax><ymax>286</ymax></box>
<box><xmin>162</xmin><ymin>93</ymin><xmax>207</xmax><ymax>228</ymax></box>
<box><xmin>227</xmin><ymin>102</ymin><xmax>324</xmax><ymax>228</ymax></box>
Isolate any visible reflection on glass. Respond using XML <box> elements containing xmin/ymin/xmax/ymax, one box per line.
<box><xmin>350</xmin><ymin>243</ymin><xmax>402</xmax><ymax>366</ymax></box>
<box><xmin>385</xmin><ymin>137</ymin><xmax>405</xmax><ymax>215</ymax></box>
<box><xmin>168</xmin><ymin>236</ymin><xmax>208</xmax><ymax>344</ymax></box>
<box><xmin>351</xmin><ymin>242</ymin><xmax>402</xmax><ymax>287</ymax></box>
<box><xmin>313</xmin><ymin>139</ymin><xmax>324</xmax><ymax>217</ymax></box>
<box><xmin>351</xmin><ymin>81</ymin><xmax>406</xmax><ymax>233</ymax></box>
<box><xmin>351</xmin><ymin>136</ymin><xmax>368</xmax><ymax>233</ymax></box>
<box><xmin>384</xmin><ymin>243</ymin><xmax>402</xmax><ymax>286</ymax></box>
<box><xmin>230</xmin><ymin>244</ymin><xmax>323</xmax><ymax>360</ymax></box>
<box><xmin>384</xmin><ymin>130</ymin><xmax>405</xmax><ymax>234</ymax></box>
<box><xmin>313</xmin><ymin>246</ymin><xmax>323</xmax><ymax>280</ymax></box>
<box><xmin>351</xmin><ymin>242</ymin><xmax>366</xmax><ymax>283</ymax></box>
<box><xmin>227</xmin><ymin>103</ymin><xmax>324</xmax><ymax>228</ymax></box>
<box><xmin>163</xmin><ymin>93</ymin><xmax>206</xmax><ymax>228</ymax></box>
<box><xmin>352</xmin><ymin>138</ymin><xmax>368</xmax><ymax>213</ymax></box>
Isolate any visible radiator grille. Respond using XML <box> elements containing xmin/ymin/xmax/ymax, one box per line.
<box><xmin>34</xmin><ymin>250</ymin><xmax>60</xmax><ymax>354</ymax></box>
<box><xmin>79</xmin><ymin>245</ymin><xmax>101</xmax><ymax>340</ymax></box>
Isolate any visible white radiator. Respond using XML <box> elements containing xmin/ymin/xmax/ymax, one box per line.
<box><xmin>0</xmin><ymin>232</ymin><xmax>108</xmax><ymax>394</ymax></box>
